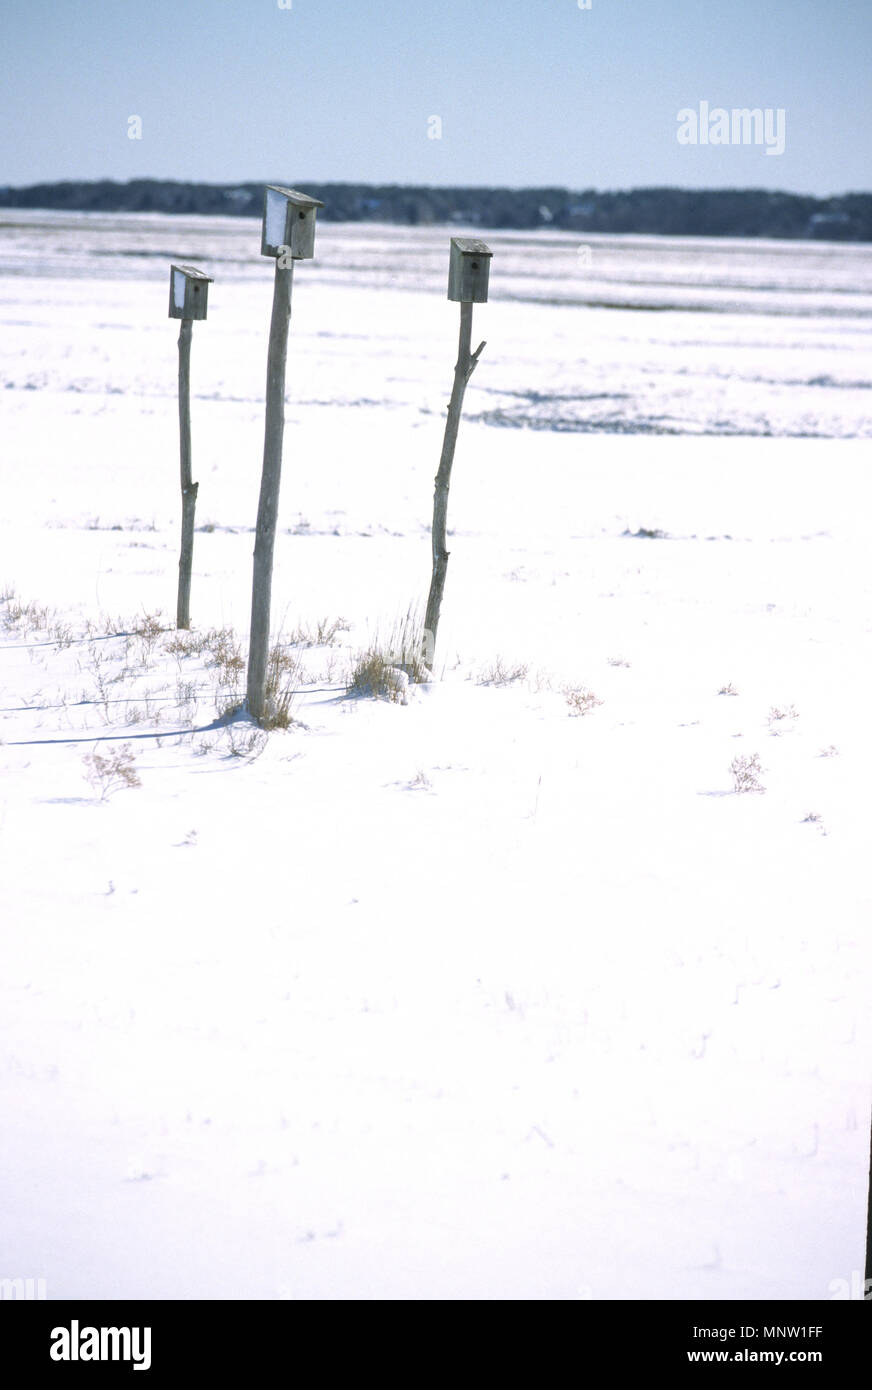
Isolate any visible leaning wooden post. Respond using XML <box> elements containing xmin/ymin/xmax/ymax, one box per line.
<box><xmin>423</xmin><ymin>238</ymin><xmax>492</xmax><ymax>667</ymax></box>
<box><xmin>246</xmin><ymin>186</ymin><xmax>324</xmax><ymax>723</ymax></box>
<box><xmin>168</xmin><ymin>264</ymin><xmax>212</xmax><ymax>630</ymax></box>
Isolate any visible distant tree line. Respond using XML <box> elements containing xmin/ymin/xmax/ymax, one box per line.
<box><xmin>0</xmin><ymin>179</ymin><xmax>869</xmax><ymax>241</ymax></box>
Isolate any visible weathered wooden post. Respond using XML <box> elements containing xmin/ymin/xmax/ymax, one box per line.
<box><xmin>866</xmin><ymin>1111</ymin><xmax>872</xmax><ymax>1294</ymax></box>
<box><xmin>246</xmin><ymin>186</ymin><xmax>324</xmax><ymax>722</ymax></box>
<box><xmin>423</xmin><ymin>237</ymin><xmax>492</xmax><ymax>667</ymax></box>
<box><xmin>168</xmin><ymin>264</ymin><xmax>212</xmax><ymax>630</ymax></box>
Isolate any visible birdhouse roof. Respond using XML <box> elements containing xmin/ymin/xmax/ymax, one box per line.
<box><xmin>451</xmin><ymin>238</ymin><xmax>493</xmax><ymax>257</ymax></box>
<box><xmin>171</xmin><ymin>264</ymin><xmax>213</xmax><ymax>282</ymax></box>
<box><xmin>266</xmin><ymin>185</ymin><xmax>325</xmax><ymax>210</ymax></box>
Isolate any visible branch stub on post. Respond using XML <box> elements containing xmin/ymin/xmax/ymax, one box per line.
<box><xmin>261</xmin><ymin>186</ymin><xmax>325</xmax><ymax>260</ymax></box>
<box><xmin>168</xmin><ymin>264</ymin><xmax>212</xmax><ymax>320</ymax></box>
<box><xmin>448</xmin><ymin>237</ymin><xmax>493</xmax><ymax>303</ymax></box>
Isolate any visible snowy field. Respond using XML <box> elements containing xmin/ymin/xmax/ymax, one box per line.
<box><xmin>0</xmin><ymin>210</ymin><xmax>870</xmax><ymax>1300</ymax></box>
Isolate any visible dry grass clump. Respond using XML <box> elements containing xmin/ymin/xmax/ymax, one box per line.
<box><xmin>1</xmin><ymin>592</ymin><xmax>54</xmax><ymax>636</ymax></box>
<box><xmin>384</xmin><ymin>607</ymin><xmax>430</xmax><ymax>684</ymax></box>
<box><xmin>260</xmin><ymin>645</ymin><xmax>301</xmax><ymax>729</ymax></box>
<box><xmin>286</xmin><ymin>616</ymin><xmax>350</xmax><ymax>648</ymax></box>
<box><xmin>347</xmin><ymin>649</ymin><xmax>410</xmax><ymax>703</ymax></box>
<box><xmin>204</xmin><ymin>628</ymin><xmax>246</xmax><ymax>682</ymax></box>
<box><xmin>163</xmin><ymin>629</ymin><xmax>211</xmax><ymax>660</ymax></box>
<box><xmin>165</xmin><ymin>625</ymin><xmax>245</xmax><ymax>677</ymax></box>
<box><xmin>0</xmin><ymin>591</ymin><xmax>77</xmax><ymax>650</ymax></box>
<box><xmin>132</xmin><ymin>611</ymin><xmax>164</xmax><ymax>641</ymax></box>
<box><xmin>564</xmin><ymin>685</ymin><xmax>603</xmax><ymax>716</ymax></box>
<box><xmin>82</xmin><ymin>743</ymin><xmax>141</xmax><ymax>800</ymax></box>
<box><xmin>83</xmin><ymin>642</ymin><xmax>128</xmax><ymax>722</ymax></box>
<box><xmin>224</xmin><ymin>723</ymin><xmax>268</xmax><ymax>759</ymax></box>
<box><xmin>347</xmin><ymin>609</ymin><xmax>428</xmax><ymax>701</ymax></box>
<box><xmin>476</xmin><ymin>657</ymin><xmax>529</xmax><ymax>687</ymax></box>
<box><xmin>767</xmin><ymin>704</ymin><xmax>799</xmax><ymax>733</ymax></box>
<box><xmin>730</xmin><ymin>752</ymin><xmax>765</xmax><ymax>793</ymax></box>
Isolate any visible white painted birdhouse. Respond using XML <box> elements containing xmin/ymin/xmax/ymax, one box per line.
<box><xmin>168</xmin><ymin>264</ymin><xmax>212</xmax><ymax>320</ymax></box>
<box><xmin>448</xmin><ymin>238</ymin><xmax>492</xmax><ymax>303</ymax></box>
<box><xmin>261</xmin><ymin>186</ymin><xmax>324</xmax><ymax>259</ymax></box>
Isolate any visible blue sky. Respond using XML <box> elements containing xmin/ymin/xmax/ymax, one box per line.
<box><xmin>1</xmin><ymin>0</ymin><xmax>869</xmax><ymax>193</ymax></box>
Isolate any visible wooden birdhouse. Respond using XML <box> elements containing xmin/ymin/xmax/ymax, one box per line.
<box><xmin>168</xmin><ymin>264</ymin><xmax>212</xmax><ymax>320</ymax></box>
<box><xmin>261</xmin><ymin>185</ymin><xmax>325</xmax><ymax>259</ymax></box>
<box><xmin>448</xmin><ymin>238</ymin><xmax>492</xmax><ymax>303</ymax></box>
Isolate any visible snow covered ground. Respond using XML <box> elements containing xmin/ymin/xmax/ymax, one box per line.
<box><xmin>0</xmin><ymin>211</ymin><xmax>870</xmax><ymax>1300</ymax></box>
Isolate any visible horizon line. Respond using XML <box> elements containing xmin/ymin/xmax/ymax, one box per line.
<box><xmin>1</xmin><ymin>177</ymin><xmax>869</xmax><ymax>200</ymax></box>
